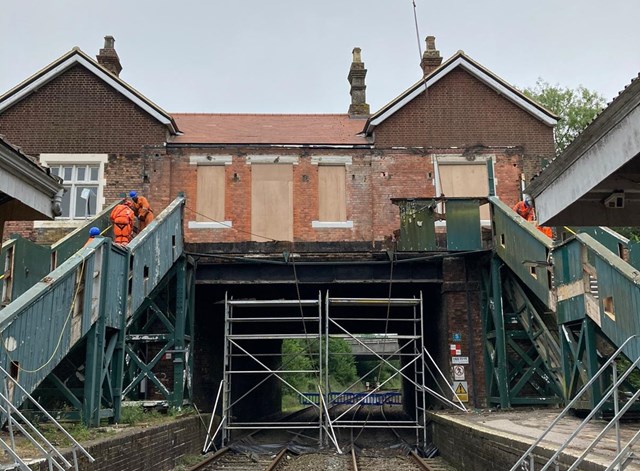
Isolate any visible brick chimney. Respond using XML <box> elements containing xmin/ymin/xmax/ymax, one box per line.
<box><xmin>347</xmin><ymin>47</ymin><xmax>370</xmax><ymax>117</ymax></box>
<box><xmin>96</xmin><ymin>36</ymin><xmax>122</xmax><ymax>77</ymax></box>
<box><xmin>420</xmin><ymin>36</ymin><xmax>442</xmax><ymax>77</ymax></box>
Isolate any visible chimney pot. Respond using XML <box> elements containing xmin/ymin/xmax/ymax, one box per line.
<box><xmin>104</xmin><ymin>35</ymin><xmax>115</xmax><ymax>49</ymax></box>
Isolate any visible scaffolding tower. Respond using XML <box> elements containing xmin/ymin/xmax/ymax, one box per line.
<box><xmin>221</xmin><ymin>291</ymin><xmax>426</xmax><ymax>448</ymax></box>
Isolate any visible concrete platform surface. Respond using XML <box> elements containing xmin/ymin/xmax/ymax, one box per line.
<box><xmin>431</xmin><ymin>409</ymin><xmax>640</xmax><ymax>470</ymax></box>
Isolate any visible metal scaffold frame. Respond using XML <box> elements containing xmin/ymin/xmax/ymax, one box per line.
<box><xmin>222</xmin><ymin>292</ymin><xmax>324</xmax><ymax>445</ymax></box>
<box><xmin>220</xmin><ymin>291</ymin><xmax>430</xmax><ymax>450</ymax></box>
<box><xmin>325</xmin><ymin>293</ymin><xmax>427</xmax><ymax>448</ymax></box>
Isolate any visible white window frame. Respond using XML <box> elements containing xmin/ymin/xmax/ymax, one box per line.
<box><xmin>35</xmin><ymin>154</ymin><xmax>108</xmax><ymax>227</ymax></box>
<box><xmin>432</xmin><ymin>154</ymin><xmax>495</xmax><ymax>227</ymax></box>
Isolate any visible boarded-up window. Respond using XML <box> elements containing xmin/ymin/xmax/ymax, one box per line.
<box><xmin>196</xmin><ymin>165</ymin><xmax>225</xmax><ymax>222</ymax></box>
<box><xmin>251</xmin><ymin>164</ymin><xmax>293</xmax><ymax>241</ymax></box>
<box><xmin>318</xmin><ymin>165</ymin><xmax>346</xmax><ymax>221</ymax></box>
<box><xmin>438</xmin><ymin>163</ymin><xmax>490</xmax><ymax>219</ymax></box>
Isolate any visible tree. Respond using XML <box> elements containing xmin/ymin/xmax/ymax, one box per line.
<box><xmin>523</xmin><ymin>79</ymin><xmax>606</xmax><ymax>154</ymax></box>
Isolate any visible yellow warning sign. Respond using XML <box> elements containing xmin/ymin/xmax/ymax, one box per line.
<box><xmin>453</xmin><ymin>381</ymin><xmax>468</xmax><ymax>402</ymax></box>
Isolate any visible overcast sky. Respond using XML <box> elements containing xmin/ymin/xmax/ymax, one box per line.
<box><xmin>2</xmin><ymin>0</ymin><xmax>639</xmax><ymax>114</ymax></box>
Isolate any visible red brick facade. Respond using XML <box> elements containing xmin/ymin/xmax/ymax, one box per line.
<box><xmin>0</xmin><ymin>52</ymin><xmax>553</xmax><ymax>246</ymax></box>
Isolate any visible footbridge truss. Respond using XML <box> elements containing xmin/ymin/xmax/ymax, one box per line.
<box><xmin>0</xmin><ymin>195</ymin><xmax>192</xmax><ymax>426</ymax></box>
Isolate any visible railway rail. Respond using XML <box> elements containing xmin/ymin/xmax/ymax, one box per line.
<box><xmin>186</xmin><ymin>447</ymin><xmax>288</xmax><ymax>471</ymax></box>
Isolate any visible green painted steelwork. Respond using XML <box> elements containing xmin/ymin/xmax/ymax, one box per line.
<box><xmin>555</xmin><ymin>234</ymin><xmax>640</xmax><ymax>362</ymax></box>
<box><xmin>392</xmin><ymin>197</ymin><xmax>485</xmax><ymax>252</ymax></box>
<box><xmin>0</xmin><ymin>201</ymin><xmax>119</xmax><ymax>304</ymax></box>
<box><xmin>392</xmin><ymin>198</ymin><xmax>438</xmax><ymax>251</ymax></box>
<box><xmin>0</xmin><ymin>196</ymin><xmax>188</xmax><ymax>426</ymax></box>
<box><xmin>490</xmin><ymin>196</ymin><xmax>553</xmax><ymax>306</ymax></box>
<box><xmin>445</xmin><ymin>199</ymin><xmax>482</xmax><ymax>251</ymax></box>
<box><xmin>0</xmin><ymin>237</ymin><xmax>50</xmax><ymax>304</ymax></box>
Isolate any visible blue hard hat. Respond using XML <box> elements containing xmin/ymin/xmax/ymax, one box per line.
<box><xmin>89</xmin><ymin>227</ymin><xmax>100</xmax><ymax>237</ymax></box>
<box><xmin>129</xmin><ymin>191</ymin><xmax>137</xmax><ymax>198</ymax></box>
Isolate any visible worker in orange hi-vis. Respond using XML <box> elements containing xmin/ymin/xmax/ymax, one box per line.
<box><xmin>83</xmin><ymin>227</ymin><xmax>101</xmax><ymax>247</ymax></box>
<box><xmin>129</xmin><ymin>191</ymin><xmax>155</xmax><ymax>231</ymax></box>
<box><xmin>513</xmin><ymin>194</ymin><xmax>535</xmax><ymax>221</ymax></box>
<box><xmin>110</xmin><ymin>200</ymin><xmax>136</xmax><ymax>246</ymax></box>
<box><xmin>513</xmin><ymin>194</ymin><xmax>553</xmax><ymax>239</ymax></box>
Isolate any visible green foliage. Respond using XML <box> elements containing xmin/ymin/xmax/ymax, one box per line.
<box><xmin>355</xmin><ymin>359</ymin><xmax>402</xmax><ymax>390</ymax></box>
<box><xmin>523</xmin><ymin>79</ymin><xmax>606</xmax><ymax>154</ymax></box>
<box><xmin>120</xmin><ymin>405</ymin><xmax>146</xmax><ymax>425</ymax></box>
<box><xmin>613</xmin><ymin>227</ymin><xmax>640</xmax><ymax>243</ymax></box>
<box><xmin>281</xmin><ymin>337</ymin><xmax>358</xmax><ymax>397</ymax></box>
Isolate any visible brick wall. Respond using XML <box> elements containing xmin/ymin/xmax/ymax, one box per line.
<box><xmin>373</xmin><ymin>68</ymin><xmax>555</xmax><ymax>182</ymax></box>
<box><xmin>441</xmin><ymin>255</ymin><xmax>486</xmax><ymax>407</ymax></box>
<box><xmin>0</xmin><ymin>65</ymin><xmax>167</xmax><ymax>156</ymax></box>
<box><xmin>36</xmin><ymin>415</ymin><xmax>208</xmax><ymax>471</ymax></box>
<box><xmin>172</xmin><ymin>147</ymin><xmax>523</xmax><ymax>246</ymax></box>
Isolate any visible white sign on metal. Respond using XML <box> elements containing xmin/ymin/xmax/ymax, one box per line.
<box><xmin>453</xmin><ymin>365</ymin><xmax>465</xmax><ymax>380</ymax></box>
<box><xmin>452</xmin><ymin>356</ymin><xmax>469</xmax><ymax>365</ymax></box>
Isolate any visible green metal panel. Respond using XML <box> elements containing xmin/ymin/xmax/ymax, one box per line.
<box><xmin>391</xmin><ymin>199</ymin><xmax>438</xmax><ymax>251</ymax></box>
<box><xmin>1</xmin><ymin>237</ymin><xmax>51</xmax><ymax>301</ymax></box>
<box><xmin>490</xmin><ymin>197</ymin><xmax>553</xmax><ymax>305</ymax></box>
<box><xmin>446</xmin><ymin>199</ymin><xmax>482</xmax><ymax>251</ymax></box>
<box><xmin>0</xmin><ymin>242</ymin><xmax>109</xmax><ymax>409</ymax></box>
<box><xmin>104</xmin><ymin>246</ymin><xmax>128</xmax><ymax>329</ymax></box>
<box><xmin>127</xmin><ymin>197</ymin><xmax>185</xmax><ymax>315</ymax></box>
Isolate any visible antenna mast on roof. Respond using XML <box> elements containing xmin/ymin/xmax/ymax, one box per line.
<box><xmin>411</xmin><ymin>0</ymin><xmax>423</xmax><ymax>61</ymax></box>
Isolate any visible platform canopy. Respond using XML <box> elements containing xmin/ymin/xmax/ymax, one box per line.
<box><xmin>0</xmin><ymin>136</ymin><xmax>63</xmax><ymax>225</ymax></box>
<box><xmin>526</xmin><ymin>75</ymin><xmax>640</xmax><ymax>226</ymax></box>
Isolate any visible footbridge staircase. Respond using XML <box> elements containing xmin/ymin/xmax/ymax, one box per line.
<box><xmin>489</xmin><ymin>196</ymin><xmax>640</xmax><ymax>411</ymax></box>
<box><xmin>0</xmin><ymin>195</ymin><xmax>191</xmax><ymax>429</ymax></box>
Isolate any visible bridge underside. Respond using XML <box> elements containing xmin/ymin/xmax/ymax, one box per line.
<box><xmin>188</xmin><ymin>247</ymin><xmax>489</xmax><ymax>445</ymax></box>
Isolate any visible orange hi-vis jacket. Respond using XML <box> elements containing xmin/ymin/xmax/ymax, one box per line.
<box><xmin>110</xmin><ymin>203</ymin><xmax>135</xmax><ymax>245</ymax></box>
<box><xmin>132</xmin><ymin>195</ymin><xmax>155</xmax><ymax>231</ymax></box>
<box><xmin>513</xmin><ymin>200</ymin><xmax>535</xmax><ymax>221</ymax></box>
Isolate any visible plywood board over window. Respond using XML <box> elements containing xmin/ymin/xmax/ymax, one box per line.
<box><xmin>438</xmin><ymin>163</ymin><xmax>490</xmax><ymax>219</ymax></box>
<box><xmin>318</xmin><ymin>165</ymin><xmax>346</xmax><ymax>221</ymax></box>
<box><xmin>251</xmin><ymin>164</ymin><xmax>293</xmax><ymax>242</ymax></box>
<box><xmin>196</xmin><ymin>166</ymin><xmax>225</xmax><ymax>222</ymax></box>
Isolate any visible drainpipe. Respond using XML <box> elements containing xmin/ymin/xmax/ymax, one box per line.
<box><xmin>52</xmin><ymin>189</ymin><xmax>65</xmax><ymax>217</ymax></box>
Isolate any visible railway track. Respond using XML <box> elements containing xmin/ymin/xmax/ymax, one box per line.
<box><xmin>350</xmin><ymin>447</ymin><xmax>456</xmax><ymax>470</ymax></box>
<box><xmin>186</xmin><ymin>447</ymin><xmax>288</xmax><ymax>471</ymax></box>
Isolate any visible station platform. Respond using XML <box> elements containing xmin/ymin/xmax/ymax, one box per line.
<box><xmin>427</xmin><ymin>409</ymin><xmax>640</xmax><ymax>470</ymax></box>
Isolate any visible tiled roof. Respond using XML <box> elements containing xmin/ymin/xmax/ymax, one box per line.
<box><xmin>170</xmin><ymin>113</ymin><xmax>370</xmax><ymax>146</ymax></box>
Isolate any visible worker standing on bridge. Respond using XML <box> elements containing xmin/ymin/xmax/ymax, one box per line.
<box><xmin>110</xmin><ymin>200</ymin><xmax>135</xmax><ymax>246</ymax></box>
<box><xmin>513</xmin><ymin>194</ymin><xmax>535</xmax><ymax>221</ymax></box>
<box><xmin>129</xmin><ymin>191</ymin><xmax>155</xmax><ymax>232</ymax></box>
<box><xmin>513</xmin><ymin>194</ymin><xmax>553</xmax><ymax>239</ymax></box>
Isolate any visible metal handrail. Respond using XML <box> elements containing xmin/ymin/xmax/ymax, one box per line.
<box><xmin>510</xmin><ymin>334</ymin><xmax>640</xmax><ymax>471</ymax></box>
<box><xmin>0</xmin><ymin>365</ymin><xmax>94</xmax><ymax>470</ymax></box>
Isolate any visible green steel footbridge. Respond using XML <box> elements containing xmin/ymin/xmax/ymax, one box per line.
<box><xmin>0</xmin><ymin>191</ymin><xmax>638</xmax><ymax>433</ymax></box>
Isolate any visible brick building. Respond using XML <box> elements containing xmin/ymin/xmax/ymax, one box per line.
<box><xmin>0</xmin><ymin>36</ymin><xmax>556</xmax><ymax>408</ymax></box>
